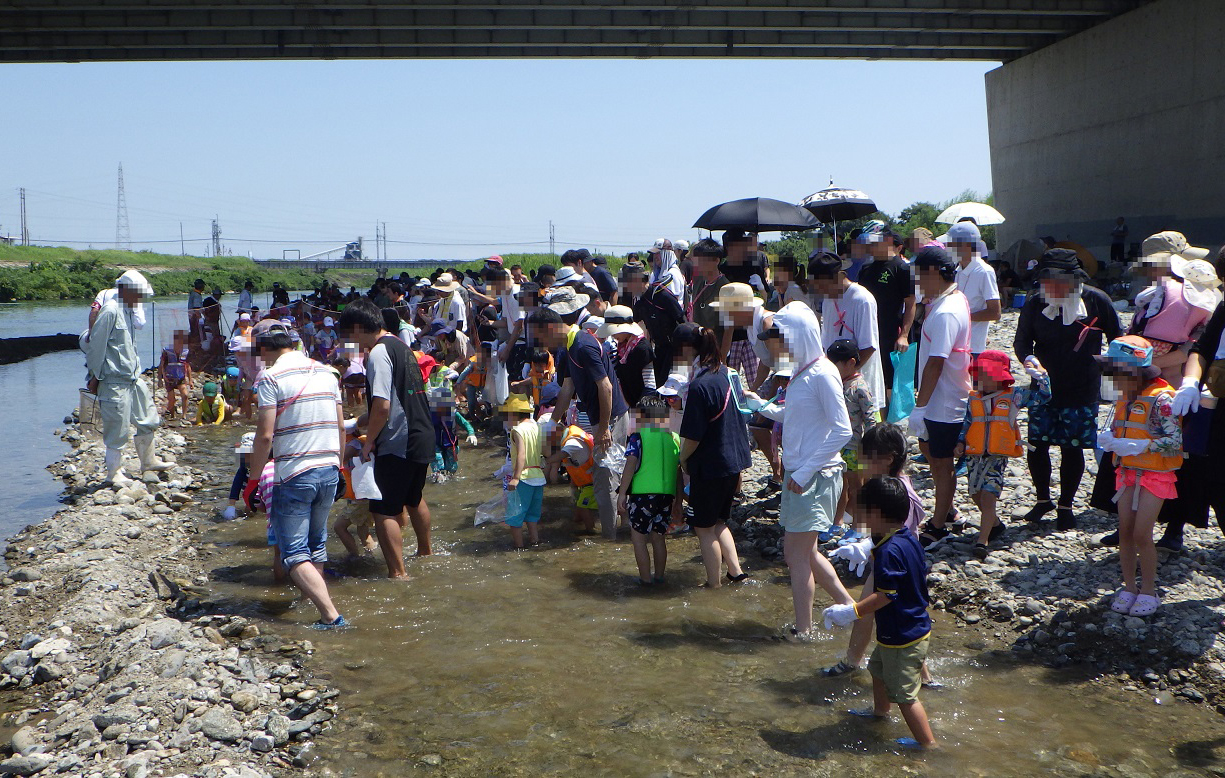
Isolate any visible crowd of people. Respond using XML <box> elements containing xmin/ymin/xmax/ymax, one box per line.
<box><xmin>81</xmin><ymin>226</ymin><xmax>1225</xmax><ymax>750</ymax></box>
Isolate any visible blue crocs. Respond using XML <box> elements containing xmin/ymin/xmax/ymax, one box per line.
<box><xmin>310</xmin><ymin>615</ymin><xmax>349</xmax><ymax>630</ymax></box>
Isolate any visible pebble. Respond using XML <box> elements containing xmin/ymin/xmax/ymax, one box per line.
<box><xmin>199</xmin><ymin>708</ymin><xmax>244</xmax><ymax>743</ymax></box>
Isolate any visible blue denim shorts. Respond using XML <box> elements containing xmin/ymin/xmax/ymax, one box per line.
<box><xmin>270</xmin><ymin>466</ymin><xmax>340</xmax><ymax>568</ymax></box>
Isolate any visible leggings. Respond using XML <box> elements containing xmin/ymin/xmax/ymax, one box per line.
<box><xmin>1027</xmin><ymin>444</ymin><xmax>1084</xmax><ymax>507</ymax></box>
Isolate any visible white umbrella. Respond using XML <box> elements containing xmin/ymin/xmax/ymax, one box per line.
<box><xmin>936</xmin><ymin>202</ymin><xmax>1005</xmax><ymax>226</ymax></box>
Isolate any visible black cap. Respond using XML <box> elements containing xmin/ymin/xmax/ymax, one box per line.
<box><xmin>807</xmin><ymin>249</ymin><xmax>846</xmax><ymax>279</ymax></box>
<box><xmin>757</xmin><ymin>324</ymin><xmax>783</xmax><ymax>342</ymax></box>
<box><xmin>826</xmin><ymin>338</ymin><xmax>859</xmax><ymax>363</ymax></box>
<box><xmin>573</xmin><ymin>248</ymin><xmax>592</xmax><ymax>263</ymax></box>
<box><xmin>672</xmin><ymin>322</ymin><xmax>702</xmax><ymax>347</ymax></box>
<box><xmin>912</xmin><ymin>244</ymin><xmax>956</xmax><ymax>272</ymax></box>
<box><xmin>535</xmin><ymin>264</ymin><xmax>557</xmax><ymax>278</ymax></box>
<box><xmin>590</xmin><ymin>254</ymin><xmax>607</xmax><ymax>266</ymax></box>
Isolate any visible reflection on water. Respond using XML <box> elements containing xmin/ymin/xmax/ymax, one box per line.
<box><xmin>194</xmin><ymin>445</ymin><xmax>1225</xmax><ymax>777</ymax></box>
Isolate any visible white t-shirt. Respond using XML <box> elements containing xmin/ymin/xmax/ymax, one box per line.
<box><xmin>821</xmin><ymin>283</ymin><xmax>885</xmax><ymax>414</ymax></box>
<box><xmin>917</xmin><ymin>289</ymin><xmax>973</xmax><ymax>424</ymax></box>
<box><xmin>955</xmin><ymin>258</ymin><xmax>1000</xmax><ymax>354</ymax></box>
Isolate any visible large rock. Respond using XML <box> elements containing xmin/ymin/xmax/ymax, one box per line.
<box><xmin>28</xmin><ymin>638</ymin><xmax>70</xmax><ymax>660</ymax></box>
<box><xmin>9</xmin><ymin>568</ymin><xmax>40</xmax><ymax>582</ymax></box>
<box><xmin>144</xmin><ymin>620</ymin><xmax>185</xmax><ymax>650</ymax></box>
<box><xmin>0</xmin><ymin>754</ymin><xmax>54</xmax><ymax>775</ymax></box>
<box><xmin>93</xmin><ymin>707</ymin><xmax>139</xmax><ymax>730</ymax></box>
<box><xmin>199</xmin><ymin>708</ymin><xmax>243</xmax><ymax>742</ymax></box>
<box><xmin>1</xmin><ymin>651</ymin><xmax>33</xmax><ymax>674</ymax></box>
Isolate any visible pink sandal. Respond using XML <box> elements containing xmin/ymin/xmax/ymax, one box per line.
<box><xmin>1111</xmin><ymin>591</ymin><xmax>1137</xmax><ymax>613</ymax></box>
<box><xmin>1128</xmin><ymin>594</ymin><xmax>1160</xmax><ymax>616</ymax></box>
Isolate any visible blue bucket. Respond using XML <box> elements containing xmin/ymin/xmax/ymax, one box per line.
<box><xmin>1011</xmin><ymin>292</ymin><xmax>1026</xmax><ymax>309</ymax></box>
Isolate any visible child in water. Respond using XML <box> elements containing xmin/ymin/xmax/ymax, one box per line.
<box><xmin>546</xmin><ymin>423</ymin><xmax>598</xmax><ymax>534</ymax></box>
<box><xmin>617</xmin><ymin>394</ymin><xmax>683</xmax><ymax>585</ymax></box>
<box><xmin>502</xmin><ymin>394</ymin><xmax>545</xmax><ymax>549</ymax></box>
<box><xmin>159</xmin><ymin>331</ymin><xmax>192</xmax><ymax>419</ymax></box>
<box><xmin>825</xmin><ymin>338</ymin><xmax>877</xmax><ymax>544</ymax></box>
<box><xmin>426</xmin><ymin>365</ymin><xmax>478</xmax><ymax>482</ymax></box>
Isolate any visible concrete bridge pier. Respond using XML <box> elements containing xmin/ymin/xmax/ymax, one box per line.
<box><xmin>987</xmin><ymin>0</ymin><xmax>1225</xmax><ymax>261</ymax></box>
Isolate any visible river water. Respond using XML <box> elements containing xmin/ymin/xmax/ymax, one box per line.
<box><xmin>4</xmin><ymin>299</ymin><xmax>1224</xmax><ymax>776</ymax></box>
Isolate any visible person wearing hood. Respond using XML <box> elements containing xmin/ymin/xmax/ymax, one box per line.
<box><xmin>648</xmin><ymin>238</ymin><xmax>686</xmax><ymax>301</ymax></box>
<box><xmin>1014</xmin><ymin>248</ymin><xmax>1120</xmax><ymax>532</ymax></box>
<box><xmin>86</xmin><ymin>269</ymin><xmax>173</xmax><ymax>485</ymax></box>
<box><xmin>743</xmin><ymin>302</ymin><xmax>856</xmax><ymax>638</ymax></box>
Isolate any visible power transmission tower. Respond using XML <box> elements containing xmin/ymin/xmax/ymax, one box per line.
<box><xmin>549</xmin><ymin>220</ymin><xmax>555</xmax><ymax>256</ymax></box>
<box><xmin>211</xmin><ymin>216</ymin><xmax>222</xmax><ymax>257</ymax></box>
<box><xmin>19</xmin><ymin>188</ymin><xmax>28</xmax><ymax>245</ymax></box>
<box><xmin>115</xmin><ymin>163</ymin><xmax>131</xmax><ymax>250</ymax></box>
<box><xmin>381</xmin><ymin>221</ymin><xmax>387</xmax><ymax>261</ymax></box>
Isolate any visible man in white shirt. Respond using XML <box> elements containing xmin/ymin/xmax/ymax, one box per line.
<box><xmin>947</xmin><ymin>221</ymin><xmax>1001</xmax><ymax>355</ymax></box>
<box><xmin>237</xmin><ymin>281</ymin><xmax>255</xmax><ymax>314</ymax></box>
<box><xmin>908</xmin><ymin>246</ymin><xmax>973</xmax><ymax>550</ymax></box>
<box><xmin>808</xmin><ymin>251</ymin><xmax>886</xmax><ymax>415</ymax></box>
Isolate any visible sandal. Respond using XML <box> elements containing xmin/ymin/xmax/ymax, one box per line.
<box><xmin>726</xmin><ymin>572</ymin><xmax>750</xmax><ymax>583</ymax></box>
<box><xmin>821</xmin><ymin>660</ymin><xmax>858</xmax><ymax>678</ymax></box>
<box><xmin>846</xmin><ymin>708</ymin><xmax>886</xmax><ymax>720</ymax></box>
<box><xmin>1110</xmin><ymin>590</ymin><xmax>1137</xmax><ymax>613</ymax></box>
<box><xmin>1128</xmin><ymin>594</ymin><xmax>1161</xmax><ymax>616</ymax></box>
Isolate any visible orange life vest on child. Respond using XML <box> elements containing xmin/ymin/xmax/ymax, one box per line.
<box><xmin>964</xmin><ymin>390</ymin><xmax>1024</xmax><ymax>457</ymax></box>
<box><xmin>1110</xmin><ymin>379</ymin><xmax>1182</xmax><ymax>472</ymax></box>
<box><xmin>467</xmin><ymin>356</ymin><xmax>487</xmax><ymax>389</ymax></box>
<box><xmin>561</xmin><ymin>425</ymin><xmax>594</xmax><ymax>488</ymax></box>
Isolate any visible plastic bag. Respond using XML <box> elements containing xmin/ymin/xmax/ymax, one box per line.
<box><xmin>474</xmin><ymin>493</ymin><xmax>507</xmax><ymax>526</ymax></box>
<box><xmin>486</xmin><ymin>354</ymin><xmax>510</xmax><ymax>407</ymax></box>
<box><xmin>349</xmin><ymin>456</ymin><xmax>382</xmax><ymax>500</ymax></box>
<box><xmin>886</xmin><ymin>348</ymin><xmax>917</xmax><ymax>425</ymax></box>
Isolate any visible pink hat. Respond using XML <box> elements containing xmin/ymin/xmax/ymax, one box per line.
<box><xmin>485</xmin><ymin>255</ymin><xmax>504</xmax><ymax>266</ymax></box>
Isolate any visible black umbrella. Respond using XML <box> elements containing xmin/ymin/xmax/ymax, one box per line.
<box><xmin>692</xmin><ymin>197</ymin><xmax>820</xmax><ymax>233</ymax></box>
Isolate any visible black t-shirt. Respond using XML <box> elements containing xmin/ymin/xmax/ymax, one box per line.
<box><xmin>590</xmin><ymin>266</ymin><xmax>618</xmax><ymax>302</ymax></box>
<box><xmin>1013</xmin><ymin>285</ymin><xmax>1121</xmax><ymax>407</ymax></box>
<box><xmin>556</xmin><ymin>330</ymin><xmax>629</xmax><ymax>423</ymax></box>
<box><xmin>679</xmin><ymin>367</ymin><xmax>752</xmax><ymax>480</ymax></box>
<box><xmin>858</xmin><ymin>257</ymin><xmax>914</xmax><ymax>343</ymax></box>
<box><xmin>634</xmin><ymin>285</ymin><xmax>686</xmax><ymax>343</ymax></box>
<box><xmin>614</xmin><ymin>338</ymin><xmax>656</xmax><ymax>407</ymax></box>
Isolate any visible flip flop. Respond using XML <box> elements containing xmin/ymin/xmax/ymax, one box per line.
<box><xmin>1110</xmin><ymin>590</ymin><xmax>1137</xmax><ymax>613</ymax></box>
<box><xmin>1128</xmin><ymin>594</ymin><xmax>1161</xmax><ymax>616</ymax></box>
<box><xmin>895</xmin><ymin>737</ymin><xmax>924</xmax><ymax>749</ymax></box>
<box><xmin>846</xmin><ymin>708</ymin><xmax>887</xmax><ymax>720</ymax></box>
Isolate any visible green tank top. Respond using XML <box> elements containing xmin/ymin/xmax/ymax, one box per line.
<box><xmin>514</xmin><ymin>419</ymin><xmax>545</xmax><ymax>482</ymax></box>
<box><xmin>629</xmin><ymin>426</ymin><xmax>680</xmax><ymax>495</ymax></box>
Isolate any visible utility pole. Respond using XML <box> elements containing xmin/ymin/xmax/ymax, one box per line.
<box><xmin>549</xmin><ymin>220</ymin><xmax>555</xmax><ymax>257</ymax></box>
<box><xmin>19</xmin><ymin>188</ymin><xmax>28</xmax><ymax>246</ymax></box>
<box><xmin>115</xmin><ymin>163</ymin><xmax>131</xmax><ymax>250</ymax></box>
<box><xmin>211</xmin><ymin>216</ymin><xmax>222</xmax><ymax>257</ymax></box>
<box><xmin>179</xmin><ymin>222</ymin><xmax>185</xmax><ymax>255</ymax></box>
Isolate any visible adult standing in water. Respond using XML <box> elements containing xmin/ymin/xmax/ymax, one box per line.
<box><xmin>674</xmin><ymin>323</ymin><xmax>751</xmax><ymax>588</ymax></box>
<box><xmin>86</xmin><ymin>270</ymin><xmax>172</xmax><ymax>485</ymax></box>
<box><xmin>249</xmin><ymin>318</ymin><xmax>347</xmax><ymax>628</ymax></box>
<box><xmin>339</xmin><ymin>298</ymin><xmax>437</xmax><ymax>576</ymax></box>
<box><xmin>1013</xmin><ymin>249</ymin><xmax>1120</xmax><ymax>531</ymax></box>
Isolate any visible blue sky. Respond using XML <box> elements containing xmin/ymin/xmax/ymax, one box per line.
<box><xmin>6</xmin><ymin>58</ymin><xmax>996</xmax><ymax>260</ymax></box>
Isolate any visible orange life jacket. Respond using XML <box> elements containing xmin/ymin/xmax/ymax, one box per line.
<box><xmin>1110</xmin><ymin>379</ymin><xmax>1182</xmax><ymax>473</ymax></box>
<box><xmin>561</xmin><ymin>425</ymin><xmax>594</xmax><ymax>488</ymax></box>
<box><xmin>467</xmin><ymin>356</ymin><xmax>487</xmax><ymax>388</ymax></box>
<box><xmin>964</xmin><ymin>390</ymin><xmax>1023</xmax><ymax>458</ymax></box>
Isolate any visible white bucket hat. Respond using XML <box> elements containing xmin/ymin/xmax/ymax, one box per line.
<box><xmin>1176</xmin><ymin>258</ymin><xmax>1223</xmax><ymax>312</ymax></box>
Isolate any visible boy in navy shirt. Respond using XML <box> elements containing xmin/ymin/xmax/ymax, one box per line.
<box><xmin>823</xmin><ymin>475</ymin><xmax>937</xmax><ymax>749</ymax></box>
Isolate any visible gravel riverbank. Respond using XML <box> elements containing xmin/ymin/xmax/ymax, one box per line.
<box><xmin>0</xmin><ymin>379</ymin><xmax>336</xmax><ymax>777</ymax></box>
<box><xmin>729</xmin><ymin>309</ymin><xmax>1225</xmax><ymax>715</ymax></box>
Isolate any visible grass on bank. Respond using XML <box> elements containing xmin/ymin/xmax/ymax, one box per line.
<box><xmin>0</xmin><ymin>245</ymin><xmax>634</xmax><ymax>303</ymax></box>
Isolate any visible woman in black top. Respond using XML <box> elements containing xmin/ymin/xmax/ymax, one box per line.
<box><xmin>600</xmin><ymin>306</ymin><xmax>656</xmax><ymax>407</ymax></box>
<box><xmin>1013</xmin><ymin>250</ymin><xmax>1121</xmax><ymax>530</ymax></box>
<box><xmin>676</xmin><ymin>324</ymin><xmax>752</xmax><ymax>588</ymax></box>
<box><xmin>633</xmin><ymin>267</ymin><xmax>686</xmax><ymax>385</ymax></box>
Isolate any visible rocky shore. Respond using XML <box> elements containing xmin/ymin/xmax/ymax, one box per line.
<box><xmin>730</xmin><ymin>308</ymin><xmax>1225</xmax><ymax>715</ymax></box>
<box><xmin>0</xmin><ymin>379</ymin><xmax>336</xmax><ymax>777</ymax></box>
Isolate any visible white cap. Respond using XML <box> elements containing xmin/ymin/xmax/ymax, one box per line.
<box><xmin>235</xmin><ymin>432</ymin><xmax>256</xmax><ymax>454</ymax></box>
<box><xmin>323</xmin><ymin>316</ymin><xmax>334</xmax><ymax>327</ymax></box>
<box><xmin>656</xmin><ymin>373</ymin><xmax>688</xmax><ymax>397</ymax></box>
<box><xmin>648</xmin><ymin>238</ymin><xmax>670</xmax><ymax>253</ymax></box>
<box><xmin>115</xmin><ymin>269</ymin><xmax>154</xmax><ymax>297</ymax></box>
<box><xmin>582</xmin><ymin>316</ymin><xmax>603</xmax><ymax>332</ymax></box>
<box><xmin>673</xmin><ymin>239</ymin><xmax>690</xmax><ymax>252</ymax></box>
<box><xmin>946</xmin><ymin>221</ymin><xmax>982</xmax><ymax>244</ymax></box>
<box><xmin>238</xmin><ymin>313</ymin><xmax>252</xmax><ymax>322</ymax></box>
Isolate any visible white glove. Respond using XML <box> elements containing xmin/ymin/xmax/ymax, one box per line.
<box><xmin>465</xmin><ymin>434</ymin><xmax>479</xmax><ymax>447</ymax></box>
<box><xmin>908</xmin><ymin>406</ymin><xmax>928</xmax><ymax>439</ymax></box>
<box><xmin>1113</xmin><ymin>438</ymin><xmax>1151</xmax><ymax>458</ymax></box>
<box><xmin>822</xmin><ymin>604</ymin><xmax>859</xmax><ymax>631</ymax></box>
<box><xmin>1172</xmin><ymin>377</ymin><xmax>1202</xmax><ymax>417</ymax></box>
<box><xmin>828</xmin><ymin>537</ymin><xmax>873</xmax><ymax>578</ymax></box>
<box><xmin>1096</xmin><ymin>428</ymin><xmax>1116</xmax><ymax>452</ymax></box>
<box><xmin>445</xmin><ymin>368</ymin><xmax>460</xmax><ymax>383</ymax></box>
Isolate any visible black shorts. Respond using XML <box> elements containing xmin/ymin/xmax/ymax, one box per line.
<box><xmin>687</xmin><ymin>474</ymin><xmax>739</xmax><ymax>528</ymax></box>
<box><xmin>921</xmin><ymin>419</ymin><xmax>961</xmax><ymax>460</ymax></box>
<box><xmin>627</xmin><ymin>493</ymin><xmax>674</xmax><ymax>535</ymax></box>
<box><xmin>369</xmin><ymin>455</ymin><xmax>428</xmax><ymax>516</ymax></box>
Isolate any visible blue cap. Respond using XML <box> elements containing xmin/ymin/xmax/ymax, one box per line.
<box><xmin>225</xmin><ymin>366</ymin><xmax>241</xmax><ymax>378</ymax></box>
<box><xmin>946</xmin><ymin>221</ymin><xmax>982</xmax><ymax>244</ymax></box>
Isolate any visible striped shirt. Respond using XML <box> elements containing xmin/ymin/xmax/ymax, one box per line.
<box><xmin>255</xmin><ymin>350</ymin><xmax>342</xmax><ymax>484</ymax></box>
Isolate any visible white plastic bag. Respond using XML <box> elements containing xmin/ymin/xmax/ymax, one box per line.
<box><xmin>474</xmin><ymin>493</ymin><xmax>506</xmax><ymax>526</ymax></box>
<box><xmin>349</xmin><ymin>456</ymin><xmax>382</xmax><ymax>500</ymax></box>
<box><xmin>486</xmin><ymin>354</ymin><xmax>510</xmax><ymax>407</ymax></box>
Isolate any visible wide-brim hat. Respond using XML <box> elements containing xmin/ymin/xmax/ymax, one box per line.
<box><xmin>543</xmin><ymin>286</ymin><xmax>591</xmax><ymax>316</ymax></box>
<box><xmin>709</xmin><ymin>282</ymin><xmax>763</xmax><ymax>312</ymax></box>
<box><xmin>970</xmin><ymin>350</ymin><xmax>1015</xmax><ymax>385</ymax></box>
<box><xmin>1142</xmin><ymin>231</ymin><xmax>1210</xmax><ymax>265</ymax></box>
<box><xmin>597</xmin><ymin>305</ymin><xmax>644</xmax><ymax>338</ymax></box>
<box><xmin>235</xmin><ymin>432</ymin><xmax>256</xmax><ymax>454</ymax></box>
<box><xmin>500</xmin><ymin>393</ymin><xmax>534</xmax><ymax>414</ymax></box>
<box><xmin>553</xmin><ymin>266</ymin><xmax>581</xmax><ymax>285</ymax></box>
<box><xmin>1177</xmin><ymin>258</ymin><xmax>1224</xmax><ymax>312</ymax></box>
<box><xmin>1034</xmin><ymin>248</ymin><xmax>1090</xmax><ymax>282</ymax></box>
<box><xmin>431</xmin><ymin>273</ymin><xmax>461</xmax><ymax>293</ymax></box>
<box><xmin>656</xmin><ymin>373</ymin><xmax>688</xmax><ymax>397</ymax></box>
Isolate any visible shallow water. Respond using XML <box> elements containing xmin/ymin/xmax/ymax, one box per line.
<box><xmin>189</xmin><ymin>439</ymin><xmax>1225</xmax><ymax>778</ymax></box>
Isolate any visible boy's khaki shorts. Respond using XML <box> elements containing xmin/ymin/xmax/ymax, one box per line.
<box><xmin>868</xmin><ymin>636</ymin><xmax>929</xmax><ymax>704</ymax></box>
